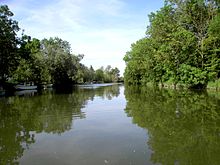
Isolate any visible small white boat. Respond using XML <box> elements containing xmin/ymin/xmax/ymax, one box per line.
<box><xmin>15</xmin><ymin>84</ymin><xmax>37</xmax><ymax>90</ymax></box>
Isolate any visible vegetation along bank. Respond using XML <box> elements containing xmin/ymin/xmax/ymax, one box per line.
<box><xmin>124</xmin><ymin>0</ymin><xmax>220</xmax><ymax>90</ymax></box>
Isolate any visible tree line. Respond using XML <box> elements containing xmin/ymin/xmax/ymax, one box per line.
<box><xmin>124</xmin><ymin>0</ymin><xmax>220</xmax><ymax>89</ymax></box>
<box><xmin>0</xmin><ymin>5</ymin><xmax>121</xmax><ymax>89</ymax></box>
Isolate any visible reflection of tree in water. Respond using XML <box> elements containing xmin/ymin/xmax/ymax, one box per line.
<box><xmin>93</xmin><ymin>84</ymin><xmax>121</xmax><ymax>100</ymax></box>
<box><xmin>124</xmin><ymin>86</ymin><xmax>220</xmax><ymax>165</ymax></box>
<box><xmin>0</xmin><ymin>84</ymin><xmax>120</xmax><ymax>164</ymax></box>
<box><xmin>0</xmin><ymin>106</ymin><xmax>35</xmax><ymax>165</ymax></box>
<box><xmin>0</xmin><ymin>91</ymin><xmax>87</xmax><ymax>164</ymax></box>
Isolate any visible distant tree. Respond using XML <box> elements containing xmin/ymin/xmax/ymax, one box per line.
<box><xmin>89</xmin><ymin>65</ymin><xmax>95</xmax><ymax>81</ymax></box>
<box><xmin>95</xmin><ymin>67</ymin><xmax>105</xmax><ymax>82</ymax></box>
<box><xmin>104</xmin><ymin>65</ymin><xmax>112</xmax><ymax>82</ymax></box>
<box><xmin>110</xmin><ymin>67</ymin><xmax>120</xmax><ymax>82</ymax></box>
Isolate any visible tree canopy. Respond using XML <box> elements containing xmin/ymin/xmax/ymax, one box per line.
<box><xmin>0</xmin><ymin>5</ymin><xmax>20</xmax><ymax>82</ymax></box>
<box><xmin>124</xmin><ymin>0</ymin><xmax>220</xmax><ymax>89</ymax></box>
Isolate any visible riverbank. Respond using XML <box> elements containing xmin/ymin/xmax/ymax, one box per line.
<box><xmin>143</xmin><ymin>80</ymin><xmax>220</xmax><ymax>92</ymax></box>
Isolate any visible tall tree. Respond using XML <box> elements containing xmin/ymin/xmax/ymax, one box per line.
<box><xmin>41</xmin><ymin>37</ymin><xmax>79</xmax><ymax>85</ymax></box>
<box><xmin>0</xmin><ymin>5</ymin><xmax>20</xmax><ymax>83</ymax></box>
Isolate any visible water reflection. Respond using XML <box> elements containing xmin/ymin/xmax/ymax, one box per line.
<box><xmin>0</xmin><ymin>84</ymin><xmax>120</xmax><ymax>165</ymax></box>
<box><xmin>14</xmin><ymin>90</ymin><xmax>37</xmax><ymax>96</ymax></box>
<box><xmin>124</xmin><ymin>86</ymin><xmax>220</xmax><ymax>165</ymax></box>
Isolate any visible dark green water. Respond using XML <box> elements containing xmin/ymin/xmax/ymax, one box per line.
<box><xmin>0</xmin><ymin>84</ymin><xmax>220</xmax><ymax>165</ymax></box>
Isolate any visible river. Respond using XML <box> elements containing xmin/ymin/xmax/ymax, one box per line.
<box><xmin>0</xmin><ymin>84</ymin><xmax>220</xmax><ymax>165</ymax></box>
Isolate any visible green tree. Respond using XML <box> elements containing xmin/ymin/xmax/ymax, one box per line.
<box><xmin>41</xmin><ymin>37</ymin><xmax>79</xmax><ymax>86</ymax></box>
<box><xmin>0</xmin><ymin>5</ymin><xmax>20</xmax><ymax>83</ymax></box>
<box><xmin>11</xmin><ymin>37</ymin><xmax>51</xmax><ymax>84</ymax></box>
<box><xmin>110</xmin><ymin>67</ymin><xmax>120</xmax><ymax>82</ymax></box>
<box><xmin>124</xmin><ymin>38</ymin><xmax>153</xmax><ymax>85</ymax></box>
<box><xmin>12</xmin><ymin>59</ymin><xmax>32</xmax><ymax>82</ymax></box>
<box><xmin>95</xmin><ymin>67</ymin><xmax>105</xmax><ymax>82</ymax></box>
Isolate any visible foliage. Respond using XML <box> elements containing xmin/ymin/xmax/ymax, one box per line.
<box><xmin>178</xmin><ymin>64</ymin><xmax>208</xmax><ymax>89</ymax></box>
<box><xmin>94</xmin><ymin>66</ymin><xmax>120</xmax><ymax>83</ymax></box>
<box><xmin>124</xmin><ymin>0</ymin><xmax>220</xmax><ymax>89</ymax></box>
<box><xmin>40</xmin><ymin>37</ymin><xmax>80</xmax><ymax>85</ymax></box>
<box><xmin>0</xmin><ymin>5</ymin><xmax>20</xmax><ymax>82</ymax></box>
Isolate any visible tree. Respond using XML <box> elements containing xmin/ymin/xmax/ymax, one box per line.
<box><xmin>95</xmin><ymin>67</ymin><xmax>105</xmax><ymax>82</ymax></box>
<box><xmin>11</xmin><ymin>37</ymin><xmax>51</xmax><ymax>84</ymax></box>
<box><xmin>12</xmin><ymin>59</ymin><xmax>32</xmax><ymax>82</ymax></box>
<box><xmin>124</xmin><ymin>38</ymin><xmax>153</xmax><ymax>85</ymax></box>
<box><xmin>0</xmin><ymin>5</ymin><xmax>20</xmax><ymax>83</ymax></box>
<box><xmin>41</xmin><ymin>37</ymin><xmax>79</xmax><ymax>85</ymax></box>
<box><xmin>104</xmin><ymin>65</ymin><xmax>112</xmax><ymax>82</ymax></box>
<box><xmin>110</xmin><ymin>67</ymin><xmax>120</xmax><ymax>82</ymax></box>
<box><xmin>89</xmin><ymin>66</ymin><xmax>95</xmax><ymax>82</ymax></box>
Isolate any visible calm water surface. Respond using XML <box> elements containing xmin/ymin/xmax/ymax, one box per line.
<box><xmin>0</xmin><ymin>84</ymin><xmax>220</xmax><ymax>165</ymax></box>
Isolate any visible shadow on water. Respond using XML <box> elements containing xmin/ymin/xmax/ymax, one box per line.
<box><xmin>0</xmin><ymin>84</ymin><xmax>120</xmax><ymax>165</ymax></box>
<box><xmin>124</xmin><ymin>85</ymin><xmax>220</xmax><ymax>165</ymax></box>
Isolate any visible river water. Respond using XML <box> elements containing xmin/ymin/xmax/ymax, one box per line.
<box><xmin>0</xmin><ymin>84</ymin><xmax>220</xmax><ymax>165</ymax></box>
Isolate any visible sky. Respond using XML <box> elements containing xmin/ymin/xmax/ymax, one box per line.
<box><xmin>1</xmin><ymin>0</ymin><xmax>164</xmax><ymax>75</ymax></box>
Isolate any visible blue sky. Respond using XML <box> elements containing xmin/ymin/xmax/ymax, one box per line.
<box><xmin>1</xmin><ymin>0</ymin><xmax>164</xmax><ymax>74</ymax></box>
